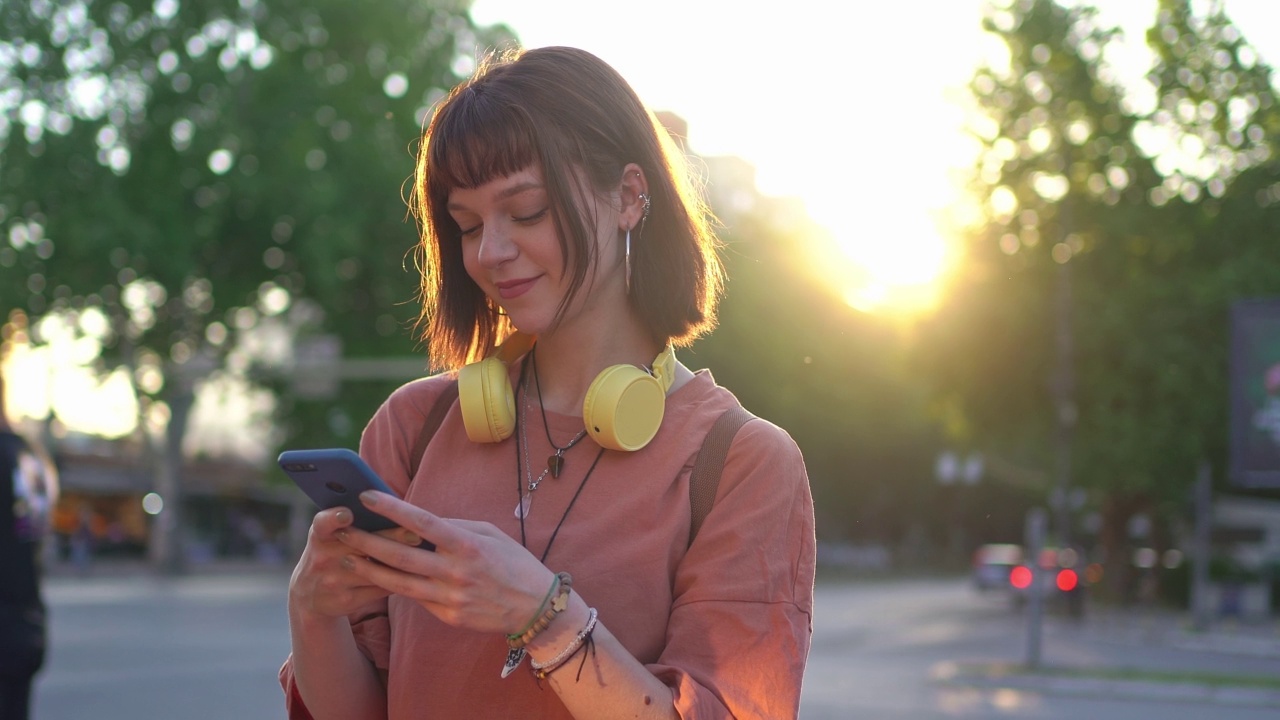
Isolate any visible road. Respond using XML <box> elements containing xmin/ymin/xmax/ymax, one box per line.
<box><xmin>34</xmin><ymin>570</ymin><xmax>290</xmax><ymax>720</ymax></box>
<box><xmin>29</xmin><ymin>568</ymin><xmax>1280</xmax><ymax>719</ymax></box>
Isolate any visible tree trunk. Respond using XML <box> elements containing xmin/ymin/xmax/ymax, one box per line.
<box><xmin>148</xmin><ymin>388</ymin><xmax>195</xmax><ymax>575</ymax></box>
<box><xmin>1097</xmin><ymin>493</ymin><xmax>1145</xmax><ymax>605</ymax></box>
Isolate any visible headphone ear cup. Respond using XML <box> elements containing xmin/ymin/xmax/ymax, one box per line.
<box><xmin>582</xmin><ymin>365</ymin><xmax>665</xmax><ymax>451</ymax></box>
<box><xmin>458</xmin><ymin>357</ymin><xmax>516</xmax><ymax>443</ymax></box>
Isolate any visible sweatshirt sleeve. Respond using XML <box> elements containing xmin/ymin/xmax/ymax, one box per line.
<box><xmin>278</xmin><ymin>374</ymin><xmax>455</xmax><ymax>715</ymax></box>
<box><xmin>645</xmin><ymin>418</ymin><xmax>817</xmax><ymax>719</ymax></box>
<box><xmin>278</xmin><ymin>600</ymin><xmax>392</xmax><ymax>719</ymax></box>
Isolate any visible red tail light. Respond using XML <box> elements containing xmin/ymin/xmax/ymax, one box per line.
<box><xmin>1056</xmin><ymin>568</ymin><xmax>1078</xmax><ymax>592</ymax></box>
<box><xmin>1010</xmin><ymin>565</ymin><xmax>1033</xmax><ymax>589</ymax></box>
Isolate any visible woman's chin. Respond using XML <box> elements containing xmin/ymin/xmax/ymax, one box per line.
<box><xmin>502</xmin><ymin>314</ymin><xmax>552</xmax><ymax>337</ymax></box>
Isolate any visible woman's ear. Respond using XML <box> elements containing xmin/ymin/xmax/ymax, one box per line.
<box><xmin>618</xmin><ymin>163</ymin><xmax>649</xmax><ymax>231</ymax></box>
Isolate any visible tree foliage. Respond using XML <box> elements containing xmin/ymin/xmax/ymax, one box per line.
<box><xmin>1</xmin><ymin>0</ymin><xmax>512</xmax><ymax>567</ymax></box>
<box><xmin>2</xmin><ymin>0</ymin><xmax>512</xmax><ymax>439</ymax></box>
<box><xmin>912</xmin><ymin>0</ymin><xmax>1280</xmax><ymax>565</ymax></box>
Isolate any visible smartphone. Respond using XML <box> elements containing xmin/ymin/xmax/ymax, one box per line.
<box><xmin>278</xmin><ymin>448</ymin><xmax>435</xmax><ymax>550</ymax></box>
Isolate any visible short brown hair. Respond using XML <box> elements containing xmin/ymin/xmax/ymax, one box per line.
<box><xmin>410</xmin><ymin>46</ymin><xmax>724</xmax><ymax>370</ymax></box>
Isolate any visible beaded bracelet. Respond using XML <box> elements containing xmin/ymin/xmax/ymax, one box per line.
<box><xmin>507</xmin><ymin>574</ymin><xmax>561</xmax><ymax>642</ymax></box>
<box><xmin>508</xmin><ymin>572</ymin><xmax>572</xmax><ymax>649</ymax></box>
<box><xmin>531</xmin><ymin>607</ymin><xmax>599</xmax><ymax>680</ymax></box>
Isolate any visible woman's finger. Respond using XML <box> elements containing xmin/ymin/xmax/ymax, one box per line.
<box><xmin>343</xmin><ymin>551</ymin><xmax>450</xmax><ymax>606</ymax></box>
<box><xmin>357</xmin><ymin>491</ymin><xmax>458</xmax><ymax>548</ymax></box>
<box><xmin>311</xmin><ymin>506</ymin><xmax>354</xmax><ymax>539</ymax></box>
<box><xmin>337</xmin><ymin>524</ymin><xmax>445</xmax><ymax>576</ymax></box>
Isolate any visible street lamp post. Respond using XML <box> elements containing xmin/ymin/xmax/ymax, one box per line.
<box><xmin>1052</xmin><ymin>224</ymin><xmax>1077</xmax><ymax>552</ymax></box>
<box><xmin>936</xmin><ymin>451</ymin><xmax>984</xmax><ymax>563</ymax></box>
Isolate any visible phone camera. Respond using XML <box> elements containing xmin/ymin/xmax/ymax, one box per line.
<box><xmin>325</xmin><ymin>481</ymin><xmax>347</xmax><ymax>494</ymax></box>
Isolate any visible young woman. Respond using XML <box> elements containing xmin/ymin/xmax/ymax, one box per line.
<box><xmin>281</xmin><ymin>46</ymin><xmax>815</xmax><ymax>719</ymax></box>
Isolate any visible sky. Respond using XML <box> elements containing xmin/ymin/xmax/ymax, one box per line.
<box><xmin>469</xmin><ymin>0</ymin><xmax>1280</xmax><ymax>309</ymax></box>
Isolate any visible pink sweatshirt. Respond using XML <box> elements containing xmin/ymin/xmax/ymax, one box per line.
<box><xmin>282</xmin><ymin>369</ymin><xmax>816</xmax><ymax>719</ymax></box>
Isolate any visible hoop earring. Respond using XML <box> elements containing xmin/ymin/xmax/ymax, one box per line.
<box><xmin>624</xmin><ymin>227</ymin><xmax>632</xmax><ymax>295</ymax></box>
<box><xmin>626</xmin><ymin>191</ymin><xmax>648</xmax><ymax>297</ymax></box>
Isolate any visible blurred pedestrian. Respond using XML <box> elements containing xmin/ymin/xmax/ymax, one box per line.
<box><xmin>0</xmin><ymin>373</ymin><xmax>59</xmax><ymax>720</ymax></box>
<box><xmin>280</xmin><ymin>46</ymin><xmax>816</xmax><ymax>719</ymax></box>
<box><xmin>69</xmin><ymin>506</ymin><xmax>93</xmax><ymax>576</ymax></box>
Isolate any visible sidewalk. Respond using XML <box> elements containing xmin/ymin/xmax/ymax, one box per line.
<box><xmin>937</xmin><ymin>663</ymin><xmax>1280</xmax><ymax>708</ymax></box>
<box><xmin>1085</xmin><ymin>604</ymin><xmax>1280</xmax><ymax>659</ymax></box>
<box><xmin>937</xmin><ymin>604</ymin><xmax>1280</xmax><ymax>709</ymax></box>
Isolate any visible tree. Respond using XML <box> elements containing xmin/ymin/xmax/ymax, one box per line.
<box><xmin>913</xmin><ymin>0</ymin><xmax>1280</xmax><ymax>596</ymax></box>
<box><xmin>0</xmin><ymin>0</ymin><xmax>513</xmax><ymax>571</ymax></box>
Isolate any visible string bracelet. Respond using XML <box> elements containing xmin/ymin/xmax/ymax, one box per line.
<box><xmin>507</xmin><ymin>573</ymin><xmax>561</xmax><ymax>643</ymax></box>
<box><xmin>509</xmin><ymin>572</ymin><xmax>572</xmax><ymax>649</ymax></box>
<box><xmin>531</xmin><ymin>607</ymin><xmax>599</xmax><ymax>681</ymax></box>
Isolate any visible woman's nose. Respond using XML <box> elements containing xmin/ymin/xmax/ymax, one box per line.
<box><xmin>476</xmin><ymin>225</ymin><xmax>518</xmax><ymax>268</ymax></box>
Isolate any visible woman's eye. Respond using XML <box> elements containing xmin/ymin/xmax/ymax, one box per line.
<box><xmin>458</xmin><ymin>223</ymin><xmax>481</xmax><ymax>238</ymax></box>
<box><xmin>514</xmin><ymin>208</ymin><xmax>548</xmax><ymax>224</ymax></box>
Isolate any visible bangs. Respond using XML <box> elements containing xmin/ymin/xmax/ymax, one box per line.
<box><xmin>426</xmin><ymin>89</ymin><xmax>540</xmax><ymax>197</ymax></box>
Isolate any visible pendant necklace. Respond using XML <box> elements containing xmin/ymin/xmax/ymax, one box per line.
<box><xmin>504</xmin><ymin>352</ymin><xmax>606</xmax><ymax>678</ymax></box>
<box><xmin>533</xmin><ymin>348</ymin><xmax>588</xmax><ymax>479</ymax></box>
<box><xmin>504</xmin><ymin>439</ymin><xmax>605</xmax><ymax>678</ymax></box>
<box><xmin>514</xmin><ymin>350</ymin><xmax>588</xmax><ymax>519</ymax></box>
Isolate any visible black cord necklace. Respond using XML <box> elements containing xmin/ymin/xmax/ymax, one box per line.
<box><xmin>514</xmin><ymin>353</ymin><xmax>606</xmax><ymax>563</ymax></box>
<box><xmin>532</xmin><ymin>347</ymin><xmax>588</xmax><ymax>478</ymax></box>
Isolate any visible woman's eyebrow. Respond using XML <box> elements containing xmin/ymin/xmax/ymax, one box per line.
<box><xmin>496</xmin><ymin>181</ymin><xmax>544</xmax><ymax>199</ymax></box>
<box><xmin>447</xmin><ymin>181</ymin><xmax>545</xmax><ymax>212</ymax></box>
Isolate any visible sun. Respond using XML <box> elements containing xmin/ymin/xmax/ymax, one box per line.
<box><xmin>839</xmin><ymin>234</ymin><xmax>949</xmax><ymax>315</ymax></box>
<box><xmin>803</xmin><ymin>200</ymin><xmax>953</xmax><ymax>316</ymax></box>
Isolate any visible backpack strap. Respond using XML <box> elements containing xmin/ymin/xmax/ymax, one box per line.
<box><xmin>688</xmin><ymin>404</ymin><xmax>755</xmax><ymax>546</ymax></box>
<box><xmin>408</xmin><ymin>380</ymin><xmax>460</xmax><ymax>479</ymax></box>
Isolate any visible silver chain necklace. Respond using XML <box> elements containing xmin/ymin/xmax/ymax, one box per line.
<box><xmin>515</xmin><ymin>366</ymin><xmax>588</xmax><ymax>519</ymax></box>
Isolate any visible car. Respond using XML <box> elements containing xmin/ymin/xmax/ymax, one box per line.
<box><xmin>1010</xmin><ymin>546</ymin><xmax>1088</xmax><ymax>616</ymax></box>
<box><xmin>973</xmin><ymin>543</ymin><xmax>1089</xmax><ymax>616</ymax></box>
<box><xmin>971</xmin><ymin>543</ymin><xmax>1022</xmax><ymax>591</ymax></box>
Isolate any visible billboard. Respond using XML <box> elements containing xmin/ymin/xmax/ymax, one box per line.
<box><xmin>1229</xmin><ymin>299</ymin><xmax>1280</xmax><ymax>488</ymax></box>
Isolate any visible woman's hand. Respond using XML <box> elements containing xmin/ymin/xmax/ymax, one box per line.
<box><xmin>333</xmin><ymin>491</ymin><xmax>554</xmax><ymax>636</ymax></box>
<box><xmin>288</xmin><ymin>506</ymin><xmax>417</xmax><ymax>619</ymax></box>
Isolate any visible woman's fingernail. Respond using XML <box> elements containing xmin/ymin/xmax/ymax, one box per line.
<box><xmin>360</xmin><ymin>491</ymin><xmax>379</xmax><ymax>505</ymax></box>
<box><xmin>401</xmin><ymin>531</ymin><xmax>422</xmax><ymax>546</ymax></box>
<box><xmin>341</xmin><ymin>556</ymin><xmax>356</xmax><ymax>571</ymax></box>
<box><xmin>334</xmin><ymin>508</ymin><xmax>352</xmax><ymax>525</ymax></box>
<box><xmin>334</xmin><ymin>530</ymin><xmax>348</xmax><ymax>541</ymax></box>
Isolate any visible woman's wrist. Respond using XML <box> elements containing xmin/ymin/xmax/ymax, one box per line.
<box><xmin>507</xmin><ymin>571</ymin><xmax>563</xmax><ymax>641</ymax></box>
<box><xmin>530</xmin><ymin>607</ymin><xmax>598</xmax><ymax>680</ymax></box>
<box><xmin>288</xmin><ymin>596</ymin><xmax>349</xmax><ymax>631</ymax></box>
<box><xmin>508</xmin><ymin>572</ymin><xmax>572</xmax><ymax>648</ymax></box>
<box><xmin>523</xmin><ymin>591</ymin><xmax>591</xmax><ymax>657</ymax></box>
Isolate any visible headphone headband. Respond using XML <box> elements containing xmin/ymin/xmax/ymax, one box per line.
<box><xmin>650</xmin><ymin>344</ymin><xmax>676</xmax><ymax>392</ymax></box>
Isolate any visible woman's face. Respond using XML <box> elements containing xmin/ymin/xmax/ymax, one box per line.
<box><xmin>447</xmin><ymin>165</ymin><xmax>622</xmax><ymax>335</ymax></box>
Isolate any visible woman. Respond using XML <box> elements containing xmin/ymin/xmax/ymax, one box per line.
<box><xmin>281</xmin><ymin>46</ymin><xmax>815</xmax><ymax>719</ymax></box>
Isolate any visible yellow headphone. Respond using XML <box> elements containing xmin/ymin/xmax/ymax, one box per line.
<box><xmin>457</xmin><ymin>332</ymin><xmax>676</xmax><ymax>451</ymax></box>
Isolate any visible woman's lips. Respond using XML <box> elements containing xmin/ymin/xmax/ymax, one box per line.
<box><xmin>496</xmin><ymin>277</ymin><xmax>538</xmax><ymax>299</ymax></box>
